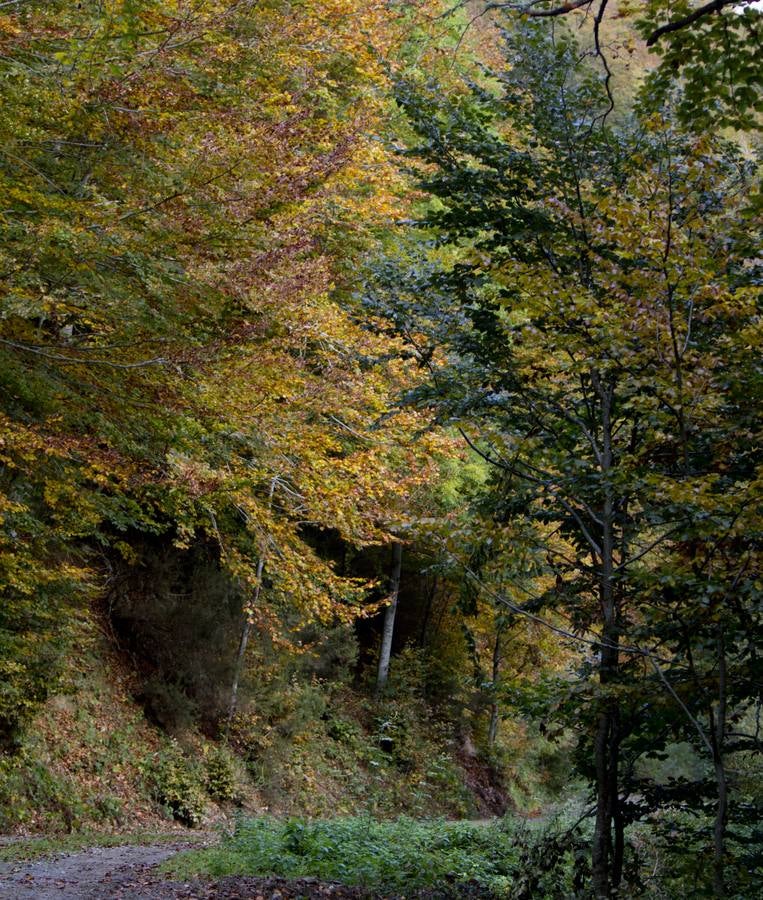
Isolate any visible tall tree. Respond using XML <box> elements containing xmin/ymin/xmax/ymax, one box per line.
<box><xmin>378</xmin><ymin>19</ymin><xmax>761</xmax><ymax>894</ymax></box>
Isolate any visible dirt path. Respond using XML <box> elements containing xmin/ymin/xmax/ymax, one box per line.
<box><xmin>0</xmin><ymin>842</ymin><xmax>189</xmax><ymax>899</ymax></box>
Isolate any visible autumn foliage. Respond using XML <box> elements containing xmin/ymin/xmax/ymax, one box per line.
<box><xmin>0</xmin><ymin>0</ymin><xmax>438</xmax><ymax>742</ymax></box>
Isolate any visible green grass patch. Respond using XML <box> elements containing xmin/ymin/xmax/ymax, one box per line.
<box><xmin>165</xmin><ymin>816</ymin><xmax>537</xmax><ymax>895</ymax></box>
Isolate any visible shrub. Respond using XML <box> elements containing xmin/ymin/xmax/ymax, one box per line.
<box><xmin>143</xmin><ymin>743</ymin><xmax>205</xmax><ymax>827</ymax></box>
<box><xmin>0</xmin><ymin>750</ymin><xmax>85</xmax><ymax>831</ymax></box>
<box><xmin>166</xmin><ymin>815</ymin><xmax>524</xmax><ymax>894</ymax></box>
<box><xmin>204</xmin><ymin>745</ymin><xmax>236</xmax><ymax>802</ymax></box>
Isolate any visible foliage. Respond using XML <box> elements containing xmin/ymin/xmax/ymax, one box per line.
<box><xmin>0</xmin><ymin>5</ymin><xmax>759</xmax><ymax>899</ymax></box>
<box><xmin>0</xmin><ymin>750</ymin><xmax>85</xmax><ymax>832</ymax></box>
<box><xmin>169</xmin><ymin>811</ymin><xmax>688</xmax><ymax>897</ymax></box>
<box><xmin>0</xmin><ymin>0</ymin><xmax>439</xmax><ymax>739</ymax></box>
<box><xmin>232</xmin><ymin>675</ymin><xmax>475</xmax><ymax>819</ymax></box>
<box><xmin>166</xmin><ymin>815</ymin><xmax>524</xmax><ymax>894</ymax></box>
<box><xmin>168</xmin><ymin>807</ymin><xmax>763</xmax><ymax>896</ymax></box>
<box><xmin>204</xmin><ymin>745</ymin><xmax>237</xmax><ymax>803</ymax></box>
<box><xmin>142</xmin><ymin>741</ymin><xmax>206</xmax><ymax>827</ymax></box>
<box><xmin>473</xmin><ymin>0</ymin><xmax>763</xmax><ymax>130</ymax></box>
<box><xmin>635</xmin><ymin>0</ymin><xmax>763</xmax><ymax>130</ymax></box>
<box><xmin>374</xmin><ymin>14</ymin><xmax>762</xmax><ymax>895</ymax></box>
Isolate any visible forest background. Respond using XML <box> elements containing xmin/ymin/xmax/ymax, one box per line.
<box><xmin>0</xmin><ymin>1</ymin><xmax>760</xmax><ymax>897</ymax></box>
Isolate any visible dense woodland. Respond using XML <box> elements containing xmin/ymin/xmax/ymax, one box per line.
<box><xmin>0</xmin><ymin>1</ymin><xmax>761</xmax><ymax>898</ymax></box>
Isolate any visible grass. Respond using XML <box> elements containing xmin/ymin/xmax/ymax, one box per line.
<box><xmin>163</xmin><ymin>815</ymin><xmax>549</xmax><ymax>896</ymax></box>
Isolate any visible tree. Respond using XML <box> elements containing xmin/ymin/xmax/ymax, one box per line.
<box><xmin>379</xmin><ymin>19</ymin><xmax>761</xmax><ymax>894</ymax></box>
<box><xmin>0</xmin><ymin>0</ymin><xmax>437</xmax><ymax>736</ymax></box>
<box><xmin>375</xmin><ymin>541</ymin><xmax>404</xmax><ymax>695</ymax></box>
<box><xmin>446</xmin><ymin>0</ymin><xmax>763</xmax><ymax>130</ymax></box>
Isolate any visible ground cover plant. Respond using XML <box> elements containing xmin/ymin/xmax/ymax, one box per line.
<box><xmin>165</xmin><ymin>810</ymin><xmax>763</xmax><ymax>898</ymax></box>
<box><xmin>164</xmin><ymin>815</ymin><xmax>549</xmax><ymax>896</ymax></box>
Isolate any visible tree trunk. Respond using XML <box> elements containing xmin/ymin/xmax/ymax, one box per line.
<box><xmin>712</xmin><ymin>627</ymin><xmax>728</xmax><ymax>898</ymax></box>
<box><xmin>592</xmin><ymin>674</ymin><xmax>621</xmax><ymax>898</ymax></box>
<box><xmin>488</xmin><ymin>624</ymin><xmax>503</xmax><ymax>745</ymax></box>
<box><xmin>375</xmin><ymin>541</ymin><xmax>403</xmax><ymax>696</ymax></box>
<box><xmin>611</xmin><ymin>708</ymin><xmax>624</xmax><ymax>889</ymax></box>
<box><xmin>591</xmin><ymin>375</ymin><xmax>621</xmax><ymax>899</ymax></box>
<box><xmin>418</xmin><ymin>575</ymin><xmax>438</xmax><ymax>648</ymax></box>
<box><xmin>713</xmin><ymin>756</ymin><xmax>728</xmax><ymax>898</ymax></box>
<box><xmin>226</xmin><ymin>477</ymin><xmax>276</xmax><ymax>735</ymax></box>
<box><xmin>226</xmin><ymin>551</ymin><xmax>266</xmax><ymax>734</ymax></box>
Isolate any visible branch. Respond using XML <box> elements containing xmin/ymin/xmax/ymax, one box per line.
<box><xmin>650</xmin><ymin>657</ymin><xmax>714</xmax><ymax>757</ymax></box>
<box><xmin>458</xmin><ymin>427</ymin><xmax>604</xmax><ymax>553</ymax></box>
<box><xmin>518</xmin><ymin>0</ymin><xmax>594</xmax><ymax>17</ymax></box>
<box><xmin>613</xmin><ymin>525</ymin><xmax>683</xmax><ymax>573</ymax></box>
<box><xmin>646</xmin><ymin>0</ymin><xmax>743</xmax><ymax>47</ymax></box>
<box><xmin>592</xmin><ymin>0</ymin><xmax>614</xmax><ymax>123</ymax></box>
<box><xmin>0</xmin><ymin>337</ymin><xmax>169</xmax><ymax>369</ymax></box>
<box><xmin>436</xmin><ymin>0</ymin><xmax>595</xmax><ymax>18</ymax></box>
<box><xmin>442</xmin><ymin>540</ymin><xmax>676</xmax><ymax>664</ymax></box>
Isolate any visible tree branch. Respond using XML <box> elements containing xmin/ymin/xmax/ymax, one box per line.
<box><xmin>519</xmin><ymin>0</ymin><xmax>594</xmax><ymax>18</ymax></box>
<box><xmin>0</xmin><ymin>337</ymin><xmax>168</xmax><ymax>370</ymax></box>
<box><xmin>646</xmin><ymin>0</ymin><xmax>744</xmax><ymax>47</ymax></box>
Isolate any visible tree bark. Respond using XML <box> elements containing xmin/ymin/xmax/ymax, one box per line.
<box><xmin>226</xmin><ymin>551</ymin><xmax>266</xmax><ymax>734</ymax></box>
<box><xmin>592</xmin><ymin>673</ymin><xmax>621</xmax><ymax>897</ymax></box>
<box><xmin>591</xmin><ymin>375</ymin><xmax>621</xmax><ymax>899</ymax></box>
<box><xmin>226</xmin><ymin>477</ymin><xmax>277</xmax><ymax>735</ymax></box>
<box><xmin>711</xmin><ymin>626</ymin><xmax>728</xmax><ymax>898</ymax></box>
<box><xmin>375</xmin><ymin>541</ymin><xmax>403</xmax><ymax>696</ymax></box>
<box><xmin>488</xmin><ymin>624</ymin><xmax>503</xmax><ymax>745</ymax></box>
<box><xmin>418</xmin><ymin>575</ymin><xmax>438</xmax><ymax>648</ymax></box>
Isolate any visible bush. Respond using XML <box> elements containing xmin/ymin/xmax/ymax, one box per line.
<box><xmin>204</xmin><ymin>745</ymin><xmax>236</xmax><ymax>802</ymax></box>
<box><xmin>0</xmin><ymin>750</ymin><xmax>85</xmax><ymax>831</ymax></box>
<box><xmin>143</xmin><ymin>742</ymin><xmax>205</xmax><ymax>827</ymax></box>
<box><xmin>166</xmin><ymin>813</ymin><xmax>661</xmax><ymax>898</ymax></box>
<box><xmin>139</xmin><ymin>677</ymin><xmax>198</xmax><ymax>735</ymax></box>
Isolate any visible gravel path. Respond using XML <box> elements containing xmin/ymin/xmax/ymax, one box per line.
<box><xmin>0</xmin><ymin>843</ymin><xmax>188</xmax><ymax>898</ymax></box>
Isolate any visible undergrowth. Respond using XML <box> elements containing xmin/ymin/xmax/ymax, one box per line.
<box><xmin>166</xmin><ymin>817</ymin><xmax>516</xmax><ymax>894</ymax></box>
<box><xmin>166</xmin><ymin>812</ymin><xmax>759</xmax><ymax>898</ymax></box>
<box><xmin>164</xmin><ymin>815</ymin><xmax>594</xmax><ymax>897</ymax></box>
<box><xmin>0</xmin><ymin>610</ymin><xmax>569</xmax><ymax>833</ymax></box>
